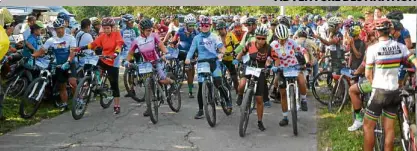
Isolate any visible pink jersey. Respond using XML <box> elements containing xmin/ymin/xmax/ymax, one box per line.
<box><xmin>130</xmin><ymin>33</ymin><xmax>161</xmax><ymax>61</ymax></box>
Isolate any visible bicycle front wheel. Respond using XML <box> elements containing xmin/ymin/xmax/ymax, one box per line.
<box><xmin>19</xmin><ymin>77</ymin><xmax>46</xmax><ymax>119</ymax></box>
<box><xmin>71</xmin><ymin>76</ymin><xmax>92</xmax><ymax>120</ymax></box>
<box><xmin>239</xmin><ymin>88</ymin><xmax>253</xmax><ymax>137</ymax></box>
<box><xmin>289</xmin><ymin>85</ymin><xmax>298</xmax><ymax>136</ymax></box>
<box><xmin>203</xmin><ymin>81</ymin><xmax>216</xmax><ymax>127</ymax></box>
<box><xmin>312</xmin><ymin>71</ymin><xmax>333</xmax><ymax>105</ymax></box>
<box><xmin>145</xmin><ymin>78</ymin><xmax>159</xmax><ymax>124</ymax></box>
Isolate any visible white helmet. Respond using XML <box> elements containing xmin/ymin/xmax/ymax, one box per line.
<box><xmin>184</xmin><ymin>14</ymin><xmax>196</xmax><ymax>24</ymax></box>
<box><xmin>275</xmin><ymin>24</ymin><xmax>289</xmax><ymax>40</ymax></box>
<box><xmin>233</xmin><ymin>15</ymin><xmax>240</xmax><ymax>22</ymax></box>
<box><xmin>255</xmin><ymin>26</ymin><xmax>269</xmax><ymax>36</ymax></box>
<box><xmin>240</xmin><ymin>16</ymin><xmax>247</xmax><ymax>24</ymax></box>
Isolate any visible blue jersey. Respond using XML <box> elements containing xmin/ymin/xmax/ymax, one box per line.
<box><xmin>176</xmin><ymin>27</ymin><xmax>198</xmax><ymax>52</ymax></box>
<box><xmin>187</xmin><ymin>32</ymin><xmax>224</xmax><ymax>60</ymax></box>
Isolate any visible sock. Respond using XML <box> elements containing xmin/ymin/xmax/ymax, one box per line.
<box><xmin>283</xmin><ymin>112</ymin><xmax>288</xmax><ymax>120</ymax></box>
<box><xmin>354</xmin><ymin>109</ymin><xmax>363</xmax><ymax>120</ymax></box>
<box><xmin>188</xmin><ymin>84</ymin><xmax>193</xmax><ymax>93</ymax></box>
<box><xmin>301</xmin><ymin>95</ymin><xmax>307</xmax><ymax>101</ymax></box>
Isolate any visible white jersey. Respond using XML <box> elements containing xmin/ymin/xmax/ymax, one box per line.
<box><xmin>366</xmin><ymin>40</ymin><xmax>414</xmax><ymax>90</ymax></box>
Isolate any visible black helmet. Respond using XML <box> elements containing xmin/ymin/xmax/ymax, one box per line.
<box><xmin>386</xmin><ymin>11</ymin><xmax>404</xmax><ymax>21</ymax></box>
<box><xmin>140</xmin><ymin>18</ymin><xmax>153</xmax><ymax>30</ymax></box>
<box><xmin>245</xmin><ymin>17</ymin><xmax>257</xmax><ymax>25</ymax></box>
<box><xmin>215</xmin><ymin>20</ymin><xmax>227</xmax><ymax>30</ymax></box>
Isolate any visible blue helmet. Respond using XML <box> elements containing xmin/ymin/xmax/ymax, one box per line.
<box><xmin>122</xmin><ymin>14</ymin><xmax>135</xmax><ymax>22</ymax></box>
<box><xmin>57</xmin><ymin>12</ymin><xmax>70</xmax><ymax>21</ymax></box>
<box><xmin>53</xmin><ymin>18</ymin><xmax>66</xmax><ymax>28</ymax></box>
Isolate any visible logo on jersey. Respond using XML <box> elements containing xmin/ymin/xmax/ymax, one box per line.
<box><xmin>378</xmin><ymin>45</ymin><xmax>401</xmax><ymax>56</ymax></box>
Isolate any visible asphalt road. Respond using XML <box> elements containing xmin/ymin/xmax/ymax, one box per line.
<box><xmin>0</xmin><ymin>85</ymin><xmax>318</xmax><ymax>151</ymax></box>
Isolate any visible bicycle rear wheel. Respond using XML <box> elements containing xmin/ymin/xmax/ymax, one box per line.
<box><xmin>203</xmin><ymin>81</ymin><xmax>216</xmax><ymax>127</ymax></box>
<box><xmin>337</xmin><ymin>78</ymin><xmax>349</xmax><ymax>113</ymax></box>
<box><xmin>166</xmin><ymin>72</ymin><xmax>181</xmax><ymax>112</ymax></box>
<box><xmin>99</xmin><ymin>75</ymin><xmax>113</xmax><ymax>109</ymax></box>
<box><xmin>239</xmin><ymin>88</ymin><xmax>253</xmax><ymax>137</ymax></box>
<box><xmin>374</xmin><ymin>118</ymin><xmax>385</xmax><ymax>151</ymax></box>
<box><xmin>145</xmin><ymin>78</ymin><xmax>159</xmax><ymax>124</ymax></box>
<box><xmin>312</xmin><ymin>71</ymin><xmax>333</xmax><ymax>105</ymax></box>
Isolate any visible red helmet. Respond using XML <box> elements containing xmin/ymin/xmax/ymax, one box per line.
<box><xmin>200</xmin><ymin>16</ymin><xmax>211</xmax><ymax>25</ymax></box>
<box><xmin>363</xmin><ymin>21</ymin><xmax>375</xmax><ymax>34</ymax></box>
<box><xmin>101</xmin><ymin>17</ymin><xmax>116</xmax><ymax>26</ymax></box>
<box><xmin>374</xmin><ymin>18</ymin><xmax>391</xmax><ymax>31</ymax></box>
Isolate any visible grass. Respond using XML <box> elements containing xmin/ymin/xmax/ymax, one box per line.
<box><xmin>0</xmin><ymin>75</ymin><xmax>126</xmax><ymax>136</ymax></box>
<box><xmin>317</xmin><ymin>102</ymin><xmax>404</xmax><ymax>151</ymax></box>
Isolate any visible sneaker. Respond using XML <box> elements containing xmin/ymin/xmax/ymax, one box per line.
<box><xmin>258</xmin><ymin>121</ymin><xmax>265</xmax><ymax>131</ymax></box>
<box><xmin>60</xmin><ymin>104</ymin><xmax>69</xmax><ymax>112</ymax></box>
<box><xmin>279</xmin><ymin>118</ymin><xmax>289</xmax><ymax>127</ymax></box>
<box><xmin>236</xmin><ymin>95</ymin><xmax>243</xmax><ymax>106</ymax></box>
<box><xmin>189</xmin><ymin>92</ymin><xmax>195</xmax><ymax>98</ymax></box>
<box><xmin>114</xmin><ymin>107</ymin><xmax>121</xmax><ymax>114</ymax></box>
<box><xmin>348</xmin><ymin>119</ymin><xmax>363</xmax><ymax>131</ymax></box>
<box><xmin>301</xmin><ymin>100</ymin><xmax>308</xmax><ymax>111</ymax></box>
<box><xmin>264</xmin><ymin>101</ymin><xmax>271</xmax><ymax>108</ymax></box>
<box><xmin>258</xmin><ymin>121</ymin><xmax>266</xmax><ymax>131</ymax></box>
<box><xmin>194</xmin><ymin>110</ymin><xmax>204</xmax><ymax>119</ymax></box>
<box><xmin>143</xmin><ymin>110</ymin><xmax>150</xmax><ymax>117</ymax></box>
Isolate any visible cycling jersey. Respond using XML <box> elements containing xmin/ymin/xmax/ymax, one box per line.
<box><xmin>120</xmin><ymin>27</ymin><xmax>139</xmax><ymax>60</ymax></box>
<box><xmin>290</xmin><ymin>24</ymin><xmax>300</xmax><ymax>36</ymax></box>
<box><xmin>326</xmin><ymin>31</ymin><xmax>343</xmax><ymax>52</ymax></box>
<box><xmin>397</xmin><ymin>28</ymin><xmax>411</xmax><ymax>45</ymax></box>
<box><xmin>365</xmin><ymin>40</ymin><xmax>415</xmax><ymax>90</ymax></box>
<box><xmin>296</xmin><ymin>25</ymin><xmax>314</xmax><ymax>38</ymax></box>
<box><xmin>89</xmin><ymin>28</ymin><xmax>99</xmax><ymax>39</ymax></box>
<box><xmin>174</xmin><ymin>27</ymin><xmax>198</xmax><ymax>52</ymax></box>
<box><xmin>75</xmin><ymin>31</ymin><xmax>94</xmax><ymax>66</ymax></box>
<box><xmin>270</xmin><ymin>39</ymin><xmax>307</xmax><ymax>67</ymax></box>
<box><xmin>168</xmin><ymin>23</ymin><xmax>180</xmax><ymax>34</ymax></box>
<box><xmin>42</xmin><ymin>34</ymin><xmax>76</xmax><ymax>64</ymax></box>
<box><xmin>222</xmin><ymin>32</ymin><xmax>240</xmax><ymax>61</ymax></box>
<box><xmin>234</xmin><ymin>32</ymin><xmax>256</xmax><ymax>54</ymax></box>
<box><xmin>295</xmin><ymin>37</ymin><xmax>318</xmax><ymax>64</ymax></box>
<box><xmin>187</xmin><ymin>32</ymin><xmax>223</xmax><ymax>61</ymax></box>
<box><xmin>88</xmin><ymin>32</ymin><xmax>124</xmax><ymax>67</ymax></box>
<box><xmin>130</xmin><ymin>33</ymin><xmax>160</xmax><ymax>62</ymax></box>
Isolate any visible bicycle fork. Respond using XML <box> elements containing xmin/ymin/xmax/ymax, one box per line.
<box><xmin>29</xmin><ymin>78</ymin><xmax>47</xmax><ymax>101</ymax></box>
<box><xmin>286</xmin><ymin>81</ymin><xmax>299</xmax><ymax>111</ymax></box>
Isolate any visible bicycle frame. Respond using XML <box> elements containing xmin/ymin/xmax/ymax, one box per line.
<box><xmin>286</xmin><ymin>78</ymin><xmax>299</xmax><ymax>111</ymax></box>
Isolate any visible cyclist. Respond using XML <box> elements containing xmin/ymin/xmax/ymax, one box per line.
<box><xmin>32</xmin><ymin>18</ymin><xmax>78</xmax><ymax>112</ymax></box>
<box><xmin>75</xmin><ymin>19</ymin><xmax>94</xmax><ymax>72</ymax></box>
<box><xmin>89</xmin><ymin>17</ymin><xmax>101</xmax><ymax>39</ymax></box>
<box><xmin>260</xmin><ymin>14</ymin><xmax>270</xmax><ymax>29</ymax></box>
<box><xmin>295</xmin><ymin>29</ymin><xmax>319</xmax><ymax>85</ymax></box>
<box><xmin>347</xmin><ymin>20</ymin><xmax>377</xmax><ymax>132</ymax></box>
<box><xmin>120</xmin><ymin>14</ymin><xmax>139</xmax><ymax>65</ymax></box>
<box><xmin>363</xmin><ymin>18</ymin><xmax>417</xmax><ymax>151</ymax></box>
<box><xmin>215</xmin><ymin>20</ymin><xmax>240</xmax><ymax>94</ymax></box>
<box><xmin>125</xmin><ymin>18</ymin><xmax>174</xmax><ymax>116</ymax></box>
<box><xmin>77</xmin><ymin>17</ymin><xmax>124</xmax><ymax>114</ymax></box>
<box><xmin>236</xmin><ymin>26</ymin><xmax>279</xmax><ymax>131</ymax></box>
<box><xmin>184</xmin><ymin>16</ymin><xmax>231</xmax><ymax>119</ymax></box>
<box><xmin>172</xmin><ymin>14</ymin><xmax>199</xmax><ymax>98</ymax></box>
<box><xmin>22</xmin><ymin>21</ymin><xmax>45</xmax><ymax>68</ymax></box>
<box><xmin>294</xmin><ymin>15</ymin><xmax>314</xmax><ymax>39</ymax></box>
<box><xmin>270</xmin><ymin>24</ymin><xmax>310</xmax><ymax>126</ymax></box>
<box><xmin>231</xmin><ymin>22</ymin><xmax>245</xmax><ymax>42</ymax></box>
<box><xmin>313</xmin><ymin>17</ymin><xmax>344</xmax><ymax>74</ymax></box>
<box><xmin>163</xmin><ymin>15</ymin><xmax>180</xmax><ymax>44</ymax></box>
<box><xmin>56</xmin><ymin>12</ymin><xmax>72</xmax><ymax>35</ymax></box>
<box><xmin>267</xmin><ymin>18</ymin><xmax>279</xmax><ymax>44</ymax></box>
<box><xmin>386</xmin><ymin>11</ymin><xmax>412</xmax><ymax>49</ymax></box>
<box><xmin>290</xmin><ymin>14</ymin><xmax>300</xmax><ymax>37</ymax></box>
<box><xmin>348</xmin><ymin>25</ymin><xmax>366</xmax><ymax>71</ymax></box>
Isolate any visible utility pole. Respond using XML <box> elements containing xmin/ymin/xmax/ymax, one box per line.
<box><xmin>280</xmin><ymin>6</ymin><xmax>285</xmax><ymax>16</ymax></box>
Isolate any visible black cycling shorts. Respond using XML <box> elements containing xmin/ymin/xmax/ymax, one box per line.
<box><xmin>365</xmin><ymin>88</ymin><xmax>401</xmax><ymax>121</ymax></box>
<box><xmin>243</xmin><ymin>68</ymin><xmax>267</xmax><ymax>96</ymax></box>
<box><xmin>56</xmin><ymin>63</ymin><xmax>77</xmax><ymax>84</ymax></box>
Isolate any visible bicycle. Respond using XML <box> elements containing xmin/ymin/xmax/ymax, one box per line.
<box><xmin>142</xmin><ymin>59</ymin><xmax>181</xmax><ymax>124</ymax></box>
<box><xmin>123</xmin><ymin>55</ymin><xmax>146</xmax><ymax>103</ymax></box>
<box><xmin>71</xmin><ymin>54</ymin><xmax>116</xmax><ymax>120</ymax></box>
<box><xmin>196</xmin><ymin>59</ymin><xmax>232</xmax><ymax>127</ymax></box>
<box><xmin>19</xmin><ymin>55</ymin><xmax>73</xmax><ymax>119</ymax></box>
<box><xmin>238</xmin><ymin>60</ymin><xmax>270</xmax><ymax>137</ymax></box>
<box><xmin>328</xmin><ymin>67</ymin><xmax>355</xmax><ymax>113</ymax></box>
<box><xmin>279</xmin><ymin>65</ymin><xmax>303</xmax><ymax>136</ymax></box>
<box><xmin>2</xmin><ymin>57</ymin><xmax>33</xmax><ymax>101</ymax></box>
<box><xmin>398</xmin><ymin>87</ymin><xmax>417</xmax><ymax>151</ymax></box>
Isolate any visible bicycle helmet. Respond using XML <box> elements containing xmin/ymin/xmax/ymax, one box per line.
<box><xmin>343</xmin><ymin>19</ymin><xmax>354</xmax><ymax>28</ymax></box>
<box><xmin>200</xmin><ymin>16</ymin><xmax>211</xmax><ymax>25</ymax></box>
<box><xmin>350</xmin><ymin>25</ymin><xmax>361</xmax><ymax>36</ymax></box>
<box><xmin>327</xmin><ymin>17</ymin><xmax>342</xmax><ymax>28</ymax></box>
<box><xmin>139</xmin><ymin>18</ymin><xmax>153</xmax><ymax>30</ymax></box>
<box><xmin>53</xmin><ymin>18</ymin><xmax>66</xmax><ymax>28</ymax></box>
<box><xmin>215</xmin><ymin>20</ymin><xmax>227</xmax><ymax>30</ymax></box>
<box><xmin>244</xmin><ymin>17</ymin><xmax>257</xmax><ymax>25</ymax></box>
<box><xmin>325</xmin><ymin>13</ymin><xmax>333</xmax><ymax>20</ymax></box>
<box><xmin>296</xmin><ymin>29</ymin><xmax>308</xmax><ymax>38</ymax></box>
<box><xmin>101</xmin><ymin>17</ymin><xmax>116</xmax><ymax>26</ymax></box>
<box><xmin>314</xmin><ymin>15</ymin><xmax>322</xmax><ymax>22</ymax></box>
<box><xmin>122</xmin><ymin>14</ymin><xmax>135</xmax><ymax>22</ymax></box>
<box><xmin>233</xmin><ymin>15</ymin><xmax>240</xmax><ymax>22</ymax></box>
<box><xmin>275</xmin><ymin>24</ymin><xmax>289</xmax><ymax>40</ymax></box>
<box><xmin>278</xmin><ymin>16</ymin><xmax>290</xmax><ymax>27</ymax></box>
<box><xmin>374</xmin><ymin>18</ymin><xmax>391</xmax><ymax>31</ymax></box>
<box><xmin>184</xmin><ymin>14</ymin><xmax>196</xmax><ymax>24</ymax></box>
<box><xmin>57</xmin><ymin>12</ymin><xmax>70</xmax><ymax>21</ymax></box>
<box><xmin>255</xmin><ymin>26</ymin><xmax>268</xmax><ymax>37</ymax></box>
<box><xmin>270</xmin><ymin>18</ymin><xmax>279</xmax><ymax>26</ymax></box>
<box><xmin>391</xmin><ymin>19</ymin><xmax>404</xmax><ymax>31</ymax></box>
<box><xmin>308</xmin><ymin>14</ymin><xmax>315</xmax><ymax>22</ymax></box>
<box><xmin>211</xmin><ymin>16</ymin><xmax>218</xmax><ymax>24</ymax></box>
<box><xmin>386</xmin><ymin>11</ymin><xmax>404</xmax><ymax>21</ymax></box>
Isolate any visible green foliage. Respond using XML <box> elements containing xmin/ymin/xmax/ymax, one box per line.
<box><xmin>63</xmin><ymin>6</ymin><xmax>416</xmax><ymax>21</ymax></box>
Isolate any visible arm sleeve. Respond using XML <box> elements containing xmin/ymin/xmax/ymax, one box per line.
<box><xmin>89</xmin><ymin>34</ymin><xmax>103</xmax><ymax>49</ymax></box>
<box><xmin>186</xmin><ymin>37</ymin><xmax>198</xmax><ymax>60</ymax></box>
<box><xmin>215</xmin><ymin>35</ymin><xmax>224</xmax><ymax>49</ymax></box>
<box><xmin>234</xmin><ymin>32</ymin><xmax>247</xmax><ymax>53</ymax></box>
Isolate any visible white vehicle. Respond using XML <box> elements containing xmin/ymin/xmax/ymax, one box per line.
<box><xmin>401</xmin><ymin>14</ymin><xmax>416</xmax><ymax>49</ymax></box>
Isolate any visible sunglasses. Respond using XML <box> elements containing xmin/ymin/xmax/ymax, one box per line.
<box><xmin>256</xmin><ymin>37</ymin><xmax>266</xmax><ymax>40</ymax></box>
<box><xmin>201</xmin><ymin>24</ymin><xmax>211</xmax><ymax>28</ymax></box>
<box><xmin>187</xmin><ymin>24</ymin><xmax>196</xmax><ymax>28</ymax></box>
<box><xmin>144</xmin><ymin>29</ymin><xmax>153</xmax><ymax>32</ymax></box>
